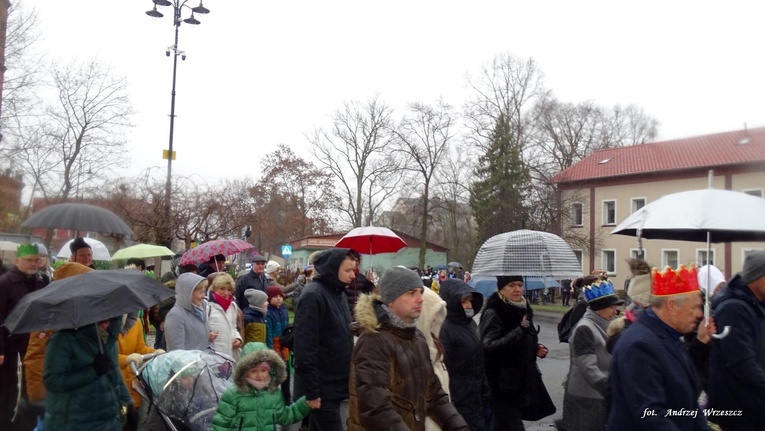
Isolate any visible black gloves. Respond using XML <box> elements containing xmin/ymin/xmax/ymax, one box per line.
<box><xmin>126</xmin><ymin>404</ymin><xmax>139</xmax><ymax>429</ymax></box>
<box><xmin>93</xmin><ymin>353</ymin><xmax>111</xmax><ymax>376</ymax></box>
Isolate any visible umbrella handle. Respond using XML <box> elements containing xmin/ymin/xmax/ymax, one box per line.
<box><xmin>711</xmin><ymin>325</ymin><xmax>731</xmax><ymax>340</ymax></box>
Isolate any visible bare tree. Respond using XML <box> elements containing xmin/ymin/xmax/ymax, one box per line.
<box><xmin>309</xmin><ymin>97</ymin><xmax>402</xmax><ymax>228</ymax></box>
<box><xmin>393</xmin><ymin>99</ymin><xmax>457</xmax><ymax>267</ymax></box>
<box><xmin>5</xmin><ymin>60</ymin><xmax>134</xmax><ymax>203</ymax></box>
<box><xmin>463</xmin><ymin>52</ymin><xmax>548</xmax><ymax>154</ymax></box>
<box><xmin>0</xmin><ymin>1</ymin><xmax>43</xmax><ymax>138</ymax></box>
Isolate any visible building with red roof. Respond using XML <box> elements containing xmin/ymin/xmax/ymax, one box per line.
<box><xmin>552</xmin><ymin>126</ymin><xmax>765</xmax><ymax>290</ymax></box>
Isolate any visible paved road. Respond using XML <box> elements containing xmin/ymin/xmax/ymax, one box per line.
<box><xmin>522</xmin><ymin>310</ymin><xmax>569</xmax><ymax>431</ymax></box>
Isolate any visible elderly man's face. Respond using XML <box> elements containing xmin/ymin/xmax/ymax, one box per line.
<box><xmin>252</xmin><ymin>261</ymin><xmax>266</xmax><ymax>275</ymax></box>
<box><xmin>16</xmin><ymin>255</ymin><xmax>41</xmax><ymax>276</ymax></box>
<box><xmin>668</xmin><ymin>293</ymin><xmax>703</xmax><ymax>334</ymax></box>
<box><xmin>748</xmin><ymin>275</ymin><xmax>765</xmax><ymax>302</ymax></box>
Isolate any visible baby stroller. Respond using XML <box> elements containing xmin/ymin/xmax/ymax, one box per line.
<box><xmin>131</xmin><ymin>349</ymin><xmax>235</xmax><ymax>431</ymax></box>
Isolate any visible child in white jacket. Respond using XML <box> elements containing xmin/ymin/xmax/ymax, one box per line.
<box><xmin>207</xmin><ymin>273</ymin><xmax>243</xmax><ymax>360</ymax></box>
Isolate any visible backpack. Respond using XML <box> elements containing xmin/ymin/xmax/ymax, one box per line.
<box><xmin>279</xmin><ymin>324</ymin><xmax>295</xmax><ymax>350</ymax></box>
<box><xmin>557</xmin><ymin>299</ymin><xmax>588</xmax><ymax>343</ymax></box>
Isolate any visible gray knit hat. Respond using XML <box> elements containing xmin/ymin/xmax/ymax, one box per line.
<box><xmin>244</xmin><ymin>288</ymin><xmax>268</xmax><ymax>307</ymax></box>
<box><xmin>380</xmin><ymin>267</ymin><xmax>423</xmax><ymax>304</ymax></box>
<box><xmin>742</xmin><ymin>250</ymin><xmax>765</xmax><ymax>284</ymax></box>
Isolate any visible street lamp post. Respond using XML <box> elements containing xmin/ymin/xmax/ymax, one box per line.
<box><xmin>145</xmin><ymin>0</ymin><xmax>210</xmax><ymax>248</ymax></box>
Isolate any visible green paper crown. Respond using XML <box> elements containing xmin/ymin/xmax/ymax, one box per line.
<box><xmin>17</xmin><ymin>243</ymin><xmax>40</xmax><ymax>258</ymax></box>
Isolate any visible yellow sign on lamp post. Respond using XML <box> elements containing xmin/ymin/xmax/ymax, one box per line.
<box><xmin>162</xmin><ymin>150</ymin><xmax>176</xmax><ymax>160</ymax></box>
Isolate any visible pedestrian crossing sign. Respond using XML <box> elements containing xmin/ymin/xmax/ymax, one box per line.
<box><xmin>282</xmin><ymin>245</ymin><xmax>292</xmax><ymax>257</ymax></box>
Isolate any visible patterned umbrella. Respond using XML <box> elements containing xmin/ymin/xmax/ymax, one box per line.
<box><xmin>471</xmin><ymin>229</ymin><xmax>582</xmax><ymax>279</ymax></box>
<box><xmin>179</xmin><ymin>239</ymin><xmax>253</xmax><ymax>265</ymax></box>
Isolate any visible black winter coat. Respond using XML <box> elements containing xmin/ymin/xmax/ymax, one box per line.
<box><xmin>708</xmin><ymin>274</ymin><xmax>765</xmax><ymax>430</ymax></box>
<box><xmin>439</xmin><ymin>279</ymin><xmax>487</xmax><ymax>431</ymax></box>
<box><xmin>293</xmin><ymin>248</ymin><xmax>354</xmax><ymax>402</ymax></box>
<box><xmin>0</xmin><ymin>267</ymin><xmax>43</xmax><ymax>355</ymax></box>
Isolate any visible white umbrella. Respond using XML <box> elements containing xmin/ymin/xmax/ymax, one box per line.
<box><xmin>611</xmin><ymin>188</ymin><xmax>765</xmax><ymax>243</ymax></box>
<box><xmin>57</xmin><ymin>238</ymin><xmax>111</xmax><ymax>261</ymax></box>
<box><xmin>610</xmin><ymin>188</ymin><xmax>765</xmax><ymax>339</ymax></box>
<box><xmin>471</xmin><ymin>229</ymin><xmax>583</xmax><ymax>279</ymax></box>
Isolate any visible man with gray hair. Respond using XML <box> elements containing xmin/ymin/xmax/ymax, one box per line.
<box><xmin>347</xmin><ymin>266</ymin><xmax>467</xmax><ymax>431</ymax></box>
<box><xmin>708</xmin><ymin>250</ymin><xmax>765</xmax><ymax>431</ymax></box>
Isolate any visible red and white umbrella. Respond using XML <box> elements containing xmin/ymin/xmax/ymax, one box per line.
<box><xmin>335</xmin><ymin>226</ymin><xmax>407</xmax><ymax>255</ymax></box>
<box><xmin>179</xmin><ymin>238</ymin><xmax>253</xmax><ymax>265</ymax></box>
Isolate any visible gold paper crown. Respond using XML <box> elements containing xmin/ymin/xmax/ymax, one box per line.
<box><xmin>651</xmin><ymin>264</ymin><xmax>699</xmax><ymax>297</ymax></box>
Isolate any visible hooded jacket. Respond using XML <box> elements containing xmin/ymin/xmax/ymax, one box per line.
<box><xmin>439</xmin><ymin>279</ymin><xmax>486</xmax><ymax>431</ymax></box>
<box><xmin>23</xmin><ymin>262</ymin><xmax>92</xmax><ymax>405</ymax></box>
<box><xmin>415</xmin><ymin>287</ymin><xmax>450</xmax><ymax>431</ymax></box>
<box><xmin>708</xmin><ymin>273</ymin><xmax>765</xmax><ymax>430</ymax></box>
<box><xmin>293</xmin><ymin>248</ymin><xmax>354</xmax><ymax>401</ymax></box>
<box><xmin>211</xmin><ymin>342</ymin><xmax>310</xmax><ymax>431</ymax></box>
<box><xmin>348</xmin><ymin>293</ymin><xmax>468</xmax><ymax>431</ymax></box>
<box><xmin>165</xmin><ymin>273</ymin><xmax>211</xmax><ymax>351</ymax></box>
<box><xmin>44</xmin><ymin>317</ymin><xmax>131</xmax><ymax>431</ymax></box>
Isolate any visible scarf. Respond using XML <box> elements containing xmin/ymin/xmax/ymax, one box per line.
<box><xmin>249</xmin><ymin>304</ymin><xmax>267</xmax><ymax>316</ymax></box>
<box><xmin>247</xmin><ymin>377</ymin><xmax>270</xmax><ymax>390</ymax></box>
<box><xmin>193</xmin><ymin>304</ymin><xmax>206</xmax><ymax>322</ymax></box>
<box><xmin>499</xmin><ymin>290</ymin><xmax>528</xmax><ymax>309</ymax></box>
<box><xmin>211</xmin><ymin>291</ymin><xmax>233</xmax><ymax>312</ymax></box>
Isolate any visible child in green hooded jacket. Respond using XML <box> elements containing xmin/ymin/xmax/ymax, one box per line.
<box><xmin>210</xmin><ymin>342</ymin><xmax>311</xmax><ymax>431</ymax></box>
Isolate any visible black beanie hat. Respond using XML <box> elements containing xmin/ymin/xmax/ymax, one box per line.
<box><xmin>69</xmin><ymin>237</ymin><xmax>91</xmax><ymax>254</ymax></box>
<box><xmin>497</xmin><ymin>275</ymin><xmax>523</xmax><ymax>290</ymax></box>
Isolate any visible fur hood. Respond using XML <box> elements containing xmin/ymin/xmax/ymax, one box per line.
<box><xmin>415</xmin><ymin>288</ymin><xmax>446</xmax><ymax>338</ymax></box>
<box><xmin>233</xmin><ymin>342</ymin><xmax>287</xmax><ymax>394</ymax></box>
<box><xmin>353</xmin><ymin>292</ymin><xmax>384</xmax><ymax>334</ymax></box>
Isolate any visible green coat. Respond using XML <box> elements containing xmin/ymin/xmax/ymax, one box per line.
<box><xmin>211</xmin><ymin>343</ymin><xmax>310</xmax><ymax>431</ymax></box>
<box><xmin>43</xmin><ymin>318</ymin><xmax>131</xmax><ymax>431</ymax></box>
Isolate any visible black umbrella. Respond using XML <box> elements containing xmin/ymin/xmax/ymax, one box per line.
<box><xmin>3</xmin><ymin>269</ymin><xmax>175</xmax><ymax>335</ymax></box>
<box><xmin>21</xmin><ymin>203</ymin><xmax>133</xmax><ymax>236</ymax></box>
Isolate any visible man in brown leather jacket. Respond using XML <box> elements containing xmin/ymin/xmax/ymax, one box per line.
<box><xmin>347</xmin><ymin>267</ymin><xmax>468</xmax><ymax>431</ymax></box>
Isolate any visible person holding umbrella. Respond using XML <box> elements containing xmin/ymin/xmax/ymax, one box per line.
<box><xmin>480</xmin><ymin>275</ymin><xmax>554</xmax><ymax>431</ymax></box>
<box><xmin>69</xmin><ymin>237</ymin><xmax>95</xmax><ymax>269</ymax></box>
<box><xmin>43</xmin><ymin>315</ymin><xmax>135</xmax><ymax>430</ymax></box>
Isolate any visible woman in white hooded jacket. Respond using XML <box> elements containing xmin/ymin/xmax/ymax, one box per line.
<box><xmin>207</xmin><ymin>273</ymin><xmax>243</xmax><ymax>360</ymax></box>
<box><xmin>415</xmin><ymin>284</ymin><xmax>450</xmax><ymax>431</ymax></box>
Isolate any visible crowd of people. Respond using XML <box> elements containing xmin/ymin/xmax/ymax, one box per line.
<box><xmin>1</xmin><ymin>238</ymin><xmax>764</xmax><ymax>431</ymax></box>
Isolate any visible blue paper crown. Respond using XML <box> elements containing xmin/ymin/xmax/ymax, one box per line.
<box><xmin>584</xmin><ymin>280</ymin><xmax>617</xmax><ymax>302</ymax></box>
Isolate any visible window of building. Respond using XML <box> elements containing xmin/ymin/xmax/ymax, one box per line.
<box><xmin>602</xmin><ymin>249</ymin><xmax>616</xmax><ymax>274</ymax></box>
<box><xmin>631</xmin><ymin>197</ymin><xmax>646</xmax><ymax>213</ymax></box>
<box><xmin>603</xmin><ymin>200</ymin><xmax>616</xmax><ymax>225</ymax></box>
<box><xmin>662</xmin><ymin>249</ymin><xmax>679</xmax><ymax>269</ymax></box>
<box><xmin>630</xmin><ymin>249</ymin><xmax>646</xmax><ymax>260</ymax></box>
<box><xmin>570</xmin><ymin>203</ymin><xmax>583</xmax><ymax>226</ymax></box>
<box><xmin>743</xmin><ymin>188</ymin><xmax>763</xmax><ymax>198</ymax></box>
<box><xmin>696</xmin><ymin>249</ymin><xmax>715</xmax><ymax>266</ymax></box>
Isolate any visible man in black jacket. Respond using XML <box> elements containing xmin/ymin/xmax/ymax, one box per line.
<box><xmin>293</xmin><ymin>248</ymin><xmax>358</xmax><ymax>431</ymax></box>
<box><xmin>708</xmin><ymin>250</ymin><xmax>765</xmax><ymax>431</ymax></box>
<box><xmin>0</xmin><ymin>243</ymin><xmax>44</xmax><ymax>430</ymax></box>
<box><xmin>234</xmin><ymin>254</ymin><xmax>269</xmax><ymax>310</ymax></box>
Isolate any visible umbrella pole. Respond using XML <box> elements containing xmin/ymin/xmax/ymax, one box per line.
<box><xmin>705</xmin><ymin>231</ymin><xmax>731</xmax><ymax>339</ymax></box>
<box><xmin>95</xmin><ymin>322</ymin><xmax>104</xmax><ymax>354</ymax></box>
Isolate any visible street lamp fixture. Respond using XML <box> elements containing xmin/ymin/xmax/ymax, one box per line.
<box><xmin>145</xmin><ymin>0</ymin><xmax>211</xmax><ymax>248</ymax></box>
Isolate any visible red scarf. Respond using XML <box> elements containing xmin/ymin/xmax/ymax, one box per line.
<box><xmin>211</xmin><ymin>291</ymin><xmax>233</xmax><ymax>312</ymax></box>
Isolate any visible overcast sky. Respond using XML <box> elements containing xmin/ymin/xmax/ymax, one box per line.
<box><xmin>22</xmin><ymin>0</ymin><xmax>765</xmax><ymax>185</ymax></box>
